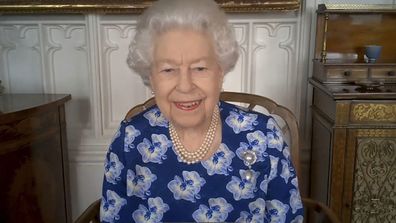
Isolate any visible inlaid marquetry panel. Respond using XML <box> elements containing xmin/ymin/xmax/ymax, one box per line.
<box><xmin>352</xmin><ymin>136</ymin><xmax>396</xmax><ymax>223</ymax></box>
<box><xmin>351</xmin><ymin>103</ymin><xmax>396</xmax><ymax>123</ymax></box>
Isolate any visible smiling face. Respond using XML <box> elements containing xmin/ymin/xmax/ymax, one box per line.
<box><xmin>150</xmin><ymin>29</ymin><xmax>224</xmax><ymax>131</ymax></box>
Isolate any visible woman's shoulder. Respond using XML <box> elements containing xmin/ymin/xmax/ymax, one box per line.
<box><xmin>114</xmin><ymin>105</ymin><xmax>168</xmax><ymax>144</ymax></box>
<box><xmin>122</xmin><ymin>104</ymin><xmax>168</xmax><ymax>130</ymax></box>
<box><xmin>109</xmin><ymin>105</ymin><xmax>169</xmax><ymax>154</ymax></box>
<box><xmin>219</xmin><ymin>100</ymin><xmax>273</xmax><ymax>126</ymax></box>
<box><xmin>219</xmin><ymin>100</ymin><xmax>286</xmax><ymax>146</ymax></box>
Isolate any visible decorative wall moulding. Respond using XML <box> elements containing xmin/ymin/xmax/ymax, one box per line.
<box><xmin>317</xmin><ymin>4</ymin><xmax>396</xmax><ymax>14</ymax></box>
<box><xmin>0</xmin><ymin>0</ymin><xmax>300</xmax><ymax>14</ymax></box>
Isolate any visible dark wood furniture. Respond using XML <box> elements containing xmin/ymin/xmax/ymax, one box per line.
<box><xmin>0</xmin><ymin>94</ymin><xmax>72</xmax><ymax>223</ymax></box>
<box><xmin>310</xmin><ymin>4</ymin><xmax>396</xmax><ymax>223</ymax></box>
<box><xmin>75</xmin><ymin>91</ymin><xmax>340</xmax><ymax>223</ymax></box>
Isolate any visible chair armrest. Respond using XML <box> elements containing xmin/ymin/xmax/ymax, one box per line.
<box><xmin>302</xmin><ymin>197</ymin><xmax>341</xmax><ymax>223</ymax></box>
<box><xmin>74</xmin><ymin>199</ymin><xmax>101</xmax><ymax>223</ymax></box>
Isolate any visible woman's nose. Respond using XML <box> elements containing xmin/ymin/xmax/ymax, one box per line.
<box><xmin>176</xmin><ymin>68</ymin><xmax>194</xmax><ymax>92</ymax></box>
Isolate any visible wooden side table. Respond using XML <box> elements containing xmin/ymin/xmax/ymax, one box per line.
<box><xmin>0</xmin><ymin>94</ymin><xmax>71</xmax><ymax>223</ymax></box>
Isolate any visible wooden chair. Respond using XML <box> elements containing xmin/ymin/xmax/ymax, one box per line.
<box><xmin>75</xmin><ymin>91</ymin><xmax>340</xmax><ymax>223</ymax></box>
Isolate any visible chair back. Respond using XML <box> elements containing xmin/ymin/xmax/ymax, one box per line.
<box><xmin>124</xmin><ymin>97</ymin><xmax>156</xmax><ymax>121</ymax></box>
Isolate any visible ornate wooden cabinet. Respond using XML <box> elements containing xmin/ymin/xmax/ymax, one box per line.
<box><xmin>310</xmin><ymin>4</ymin><xmax>396</xmax><ymax>223</ymax></box>
<box><xmin>0</xmin><ymin>94</ymin><xmax>71</xmax><ymax>223</ymax></box>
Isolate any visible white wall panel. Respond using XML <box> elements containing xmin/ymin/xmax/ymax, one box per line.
<box><xmin>252</xmin><ymin>22</ymin><xmax>297</xmax><ymax>114</ymax></box>
<box><xmin>99</xmin><ymin>20</ymin><xmax>150</xmax><ymax>136</ymax></box>
<box><xmin>223</xmin><ymin>23</ymin><xmax>249</xmax><ymax>92</ymax></box>
<box><xmin>0</xmin><ymin>25</ymin><xmax>43</xmax><ymax>93</ymax></box>
<box><xmin>43</xmin><ymin>24</ymin><xmax>94</xmax><ymax>143</ymax></box>
<box><xmin>69</xmin><ymin>163</ymin><xmax>104</xmax><ymax>220</ymax></box>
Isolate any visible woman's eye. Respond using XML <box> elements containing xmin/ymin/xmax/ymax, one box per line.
<box><xmin>193</xmin><ymin>67</ymin><xmax>207</xmax><ymax>72</ymax></box>
<box><xmin>161</xmin><ymin>68</ymin><xmax>174</xmax><ymax>73</ymax></box>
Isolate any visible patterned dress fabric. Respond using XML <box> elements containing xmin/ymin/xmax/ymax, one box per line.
<box><xmin>100</xmin><ymin>101</ymin><xmax>304</xmax><ymax>223</ymax></box>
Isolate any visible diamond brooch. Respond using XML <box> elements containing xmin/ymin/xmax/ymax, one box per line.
<box><xmin>242</xmin><ymin>150</ymin><xmax>257</xmax><ymax>181</ymax></box>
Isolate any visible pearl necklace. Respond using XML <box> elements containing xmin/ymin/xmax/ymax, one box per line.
<box><xmin>169</xmin><ymin>106</ymin><xmax>220</xmax><ymax>165</ymax></box>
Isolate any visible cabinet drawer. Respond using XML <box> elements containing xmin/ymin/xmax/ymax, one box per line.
<box><xmin>371</xmin><ymin>68</ymin><xmax>396</xmax><ymax>81</ymax></box>
<box><xmin>326</xmin><ymin>68</ymin><xmax>368</xmax><ymax>80</ymax></box>
<box><xmin>0</xmin><ymin>109</ymin><xmax>59</xmax><ymax>153</ymax></box>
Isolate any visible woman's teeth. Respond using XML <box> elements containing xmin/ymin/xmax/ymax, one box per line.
<box><xmin>182</xmin><ymin>101</ymin><xmax>198</xmax><ymax>107</ymax></box>
<box><xmin>175</xmin><ymin>101</ymin><xmax>201</xmax><ymax>110</ymax></box>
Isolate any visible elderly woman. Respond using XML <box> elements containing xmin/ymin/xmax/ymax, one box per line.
<box><xmin>100</xmin><ymin>0</ymin><xmax>303</xmax><ymax>222</ymax></box>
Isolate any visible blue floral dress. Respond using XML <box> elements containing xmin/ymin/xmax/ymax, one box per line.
<box><xmin>100</xmin><ymin>101</ymin><xmax>304</xmax><ymax>223</ymax></box>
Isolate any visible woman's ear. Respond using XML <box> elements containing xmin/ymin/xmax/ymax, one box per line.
<box><xmin>219</xmin><ymin>70</ymin><xmax>225</xmax><ymax>89</ymax></box>
<box><xmin>149</xmin><ymin>74</ymin><xmax>155</xmax><ymax>90</ymax></box>
<box><xmin>148</xmin><ymin>75</ymin><xmax>156</xmax><ymax>97</ymax></box>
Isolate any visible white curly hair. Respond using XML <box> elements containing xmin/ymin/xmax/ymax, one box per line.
<box><xmin>127</xmin><ymin>0</ymin><xmax>239</xmax><ymax>86</ymax></box>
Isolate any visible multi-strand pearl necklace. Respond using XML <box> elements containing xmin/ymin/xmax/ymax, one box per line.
<box><xmin>169</xmin><ymin>106</ymin><xmax>220</xmax><ymax>165</ymax></box>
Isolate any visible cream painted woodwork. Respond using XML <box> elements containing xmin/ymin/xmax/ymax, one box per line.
<box><xmin>3</xmin><ymin>0</ymin><xmax>394</xmax><ymax>219</ymax></box>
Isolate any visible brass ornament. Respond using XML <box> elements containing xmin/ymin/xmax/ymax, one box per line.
<box><xmin>0</xmin><ymin>0</ymin><xmax>300</xmax><ymax>14</ymax></box>
<box><xmin>357</xmin><ymin>129</ymin><xmax>396</xmax><ymax>138</ymax></box>
<box><xmin>322</xmin><ymin>4</ymin><xmax>396</xmax><ymax>11</ymax></box>
<box><xmin>351</xmin><ymin>103</ymin><xmax>396</xmax><ymax>122</ymax></box>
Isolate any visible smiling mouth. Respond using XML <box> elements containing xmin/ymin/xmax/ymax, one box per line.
<box><xmin>174</xmin><ymin>100</ymin><xmax>201</xmax><ymax>111</ymax></box>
